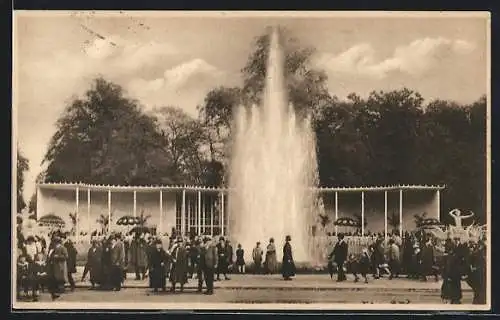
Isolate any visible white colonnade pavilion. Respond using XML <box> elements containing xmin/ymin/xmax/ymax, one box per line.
<box><xmin>35</xmin><ymin>183</ymin><xmax>444</xmax><ymax>240</ymax></box>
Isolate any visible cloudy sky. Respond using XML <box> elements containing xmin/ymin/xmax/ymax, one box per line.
<box><xmin>14</xmin><ymin>11</ymin><xmax>488</xmax><ymax>200</ymax></box>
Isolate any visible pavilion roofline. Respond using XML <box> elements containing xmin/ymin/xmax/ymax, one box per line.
<box><xmin>37</xmin><ymin>182</ymin><xmax>445</xmax><ymax>193</ymax></box>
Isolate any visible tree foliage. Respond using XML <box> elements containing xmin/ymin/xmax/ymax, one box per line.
<box><xmin>37</xmin><ymin>28</ymin><xmax>487</xmax><ymax>226</ymax></box>
<box><xmin>17</xmin><ymin>148</ymin><xmax>29</xmax><ymax>213</ymax></box>
<box><xmin>43</xmin><ymin>78</ymin><xmax>165</xmax><ymax>185</ymax></box>
<box><xmin>314</xmin><ymin>91</ymin><xmax>486</xmax><ymax>223</ymax></box>
<box><xmin>152</xmin><ymin>106</ymin><xmax>209</xmax><ymax>185</ymax></box>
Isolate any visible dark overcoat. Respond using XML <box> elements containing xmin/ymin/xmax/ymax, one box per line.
<box><xmin>281</xmin><ymin>242</ymin><xmax>296</xmax><ymax>278</ymax></box>
<box><xmin>86</xmin><ymin>246</ymin><xmax>103</xmax><ymax>284</ymax></box>
<box><xmin>129</xmin><ymin>239</ymin><xmax>149</xmax><ymax>269</ymax></box>
<box><xmin>48</xmin><ymin>244</ymin><xmax>68</xmax><ymax>283</ymax></box>
<box><xmin>170</xmin><ymin>245</ymin><xmax>189</xmax><ymax>285</ymax></box>
<box><xmin>64</xmin><ymin>242</ymin><xmax>78</xmax><ymax>274</ymax></box>
<box><xmin>149</xmin><ymin>248</ymin><xmax>170</xmax><ymax>289</ymax></box>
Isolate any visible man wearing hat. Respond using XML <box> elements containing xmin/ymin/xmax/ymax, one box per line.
<box><xmin>82</xmin><ymin>239</ymin><xmax>103</xmax><ymax>289</ymax></box>
<box><xmin>149</xmin><ymin>239</ymin><xmax>170</xmax><ymax>293</ymax></box>
<box><xmin>109</xmin><ymin>234</ymin><xmax>125</xmax><ymax>291</ymax></box>
<box><xmin>47</xmin><ymin>236</ymin><xmax>68</xmax><ymax>300</ymax></box>
<box><xmin>201</xmin><ymin>236</ymin><xmax>218</xmax><ymax>295</ymax></box>
<box><xmin>216</xmin><ymin>237</ymin><xmax>229</xmax><ymax>281</ymax></box>
<box><xmin>169</xmin><ymin>237</ymin><xmax>189</xmax><ymax>292</ymax></box>
<box><xmin>63</xmin><ymin>238</ymin><xmax>78</xmax><ymax>291</ymax></box>
<box><xmin>331</xmin><ymin>233</ymin><xmax>348</xmax><ymax>282</ymax></box>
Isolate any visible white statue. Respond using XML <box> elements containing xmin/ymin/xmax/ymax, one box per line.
<box><xmin>448</xmin><ymin>208</ymin><xmax>474</xmax><ymax>228</ymax></box>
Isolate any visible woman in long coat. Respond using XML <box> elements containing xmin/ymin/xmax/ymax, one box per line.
<box><xmin>64</xmin><ymin>239</ymin><xmax>78</xmax><ymax>291</ymax></box>
<box><xmin>420</xmin><ymin>239</ymin><xmax>436</xmax><ymax>281</ymax></box>
<box><xmin>129</xmin><ymin>235</ymin><xmax>149</xmax><ymax>280</ymax></box>
<box><xmin>467</xmin><ymin>241</ymin><xmax>486</xmax><ymax>304</ymax></box>
<box><xmin>169</xmin><ymin>238</ymin><xmax>189</xmax><ymax>292</ymax></box>
<box><xmin>282</xmin><ymin>235</ymin><xmax>295</xmax><ymax>280</ymax></box>
<box><xmin>441</xmin><ymin>243</ymin><xmax>463</xmax><ymax>304</ymax></box>
<box><xmin>83</xmin><ymin>240</ymin><xmax>103</xmax><ymax>289</ymax></box>
<box><xmin>264</xmin><ymin>238</ymin><xmax>277</xmax><ymax>274</ymax></box>
<box><xmin>47</xmin><ymin>237</ymin><xmax>68</xmax><ymax>300</ymax></box>
<box><xmin>149</xmin><ymin>239</ymin><xmax>171</xmax><ymax>292</ymax></box>
<box><xmin>100</xmin><ymin>238</ymin><xmax>112</xmax><ymax>290</ymax></box>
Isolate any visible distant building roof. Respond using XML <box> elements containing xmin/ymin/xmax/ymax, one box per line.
<box><xmin>37</xmin><ymin>182</ymin><xmax>445</xmax><ymax>193</ymax></box>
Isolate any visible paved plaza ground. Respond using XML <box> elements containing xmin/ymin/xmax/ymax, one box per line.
<box><xmin>14</xmin><ymin>267</ymin><xmax>476</xmax><ymax>306</ymax></box>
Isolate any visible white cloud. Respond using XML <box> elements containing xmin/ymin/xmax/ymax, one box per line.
<box><xmin>316</xmin><ymin>37</ymin><xmax>476</xmax><ymax>79</ymax></box>
<box><xmin>17</xmin><ymin>36</ymin><xmax>226</xmax><ymax>200</ymax></box>
<box><xmin>127</xmin><ymin>58</ymin><xmax>226</xmax><ymax>115</ymax></box>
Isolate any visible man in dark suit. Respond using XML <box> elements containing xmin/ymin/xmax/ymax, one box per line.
<box><xmin>332</xmin><ymin>233</ymin><xmax>348</xmax><ymax>282</ymax></box>
<box><xmin>216</xmin><ymin>237</ymin><xmax>229</xmax><ymax>281</ymax></box>
<box><xmin>202</xmin><ymin>236</ymin><xmax>218</xmax><ymax>295</ymax></box>
<box><xmin>109</xmin><ymin>235</ymin><xmax>125</xmax><ymax>291</ymax></box>
<box><xmin>196</xmin><ymin>239</ymin><xmax>205</xmax><ymax>293</ymax></box>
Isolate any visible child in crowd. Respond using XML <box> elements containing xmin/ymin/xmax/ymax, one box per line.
<box><xmin>30</xmin><ymin>253</ymin><xmax>48</xmax><ymax>301</ymax></box>
<box><xmin>17</xmin><ymin>255</ymin><xmax>30</xmax><ymax>299</ymax></box>
<box><xmin>235</xmin><ymin>244</ymin><xmax>245</xmax><ymax>274</ymax></box>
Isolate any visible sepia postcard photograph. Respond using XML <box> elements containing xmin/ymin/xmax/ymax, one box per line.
<box><xmin>12</xmin><ymin>10</ymin><xmax>491</xmax><ymax>311</ymax></box>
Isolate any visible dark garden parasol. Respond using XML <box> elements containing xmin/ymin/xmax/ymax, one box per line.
<box><xmin>333</xmin><ymin>217</ymin><xmax>361</xmax><ymax>228</ymax></box>
<box><xmin>38</xmin><ymin>214</ymin><xmax>66</xmax><ymax>227</ymax></box>
<box><xmin>129</xmin><ymin>226</ymin><xmax>154</xmax><ymax>235</ymax></box>
<box><xmin>116</xmin><ymin>215</ymin><xmax>141</xmax><ymax>226</ymax></box>
<box><xmin>417</xmin><ymin>218</ymin><xmax>442</xmax><ymax>228</ymax></box>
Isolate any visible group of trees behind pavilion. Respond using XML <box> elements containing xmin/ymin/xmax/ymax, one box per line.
<box><xmin>19</xmin><ymin>27</ymin><xmax>486</xmax><ymax>226</ymax></box>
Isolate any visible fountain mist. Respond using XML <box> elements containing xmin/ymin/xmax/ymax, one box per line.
<box><xmin>228</xmin><ymin>28</ymin><xmax>320</xmax><ymax>263</ymax></box>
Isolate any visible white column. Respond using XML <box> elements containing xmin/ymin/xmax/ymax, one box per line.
<box><xmin>187</xmin><ymin>194</ymin><xmax>191</xmax><ymax>236</ymax></box>
<box><xmin>36</xmin><ymin>186</ymin><xmax>42</xmax><ymax>220</ymax></box>
<box><xmin>75</xmin><ymin>187</ymin><xmax>79</xmax><ymax>241</ymax></box>
<box><xmin>159</xmin><ymin>191</ymin><xmax>163</xmax><ymax>235</ymax></box>
<box><xmin>436</xmin><ymin>189</ymin><xmax>441</xmax><ymax>221</ymax></box>
<box><xmin>108</xmin><ymin>190</ymin><xmax>112</xmax><ymax>234</ymax></box>
<box><xmin>210</xmin><ymin>195</ymin><xmax>214</xmax><ymax>236</ymax></box>
<box><xmin>399</xmin><ymin>189</ymin><xmax>403</xmax><ymax>238</ymax></box>
<box><xmin>181</xmin><ymin>189</ymin><xmax>186</xmax><ymax>236</ymax></box>
<box><xmin>221</xmin><ymin>192</ymin><xmax>225</xmax><ymax>236</ymax></box>
<box><xmin>201</xmin><ymin>194</ymin><xmax>206</xmax><ymax>235</ymax></box>
<box><xmin>87</xmin><ymin>189</ymin><xmax>91</xmax><ymax>234</ymax></box>
<box><xmin>133</xmin><ymin>190</ymin><xmax>137</xmax><ymax>217</ymax></box>
<box><xmin>361</xmin><ymin>191</ymin><xmax>365</xmax><ymax>236</ymax></box>
<box><xmin>384</xmin><ymin>191</ymin><xmax>388</xmax><ymax>240</ymax></box>
<box><xmin>334</xmin><ymin>191</ymin><xmax>338</xmax><ymax>235</ymax></box>
<box><xmin>197</xmin><ymin>191</ymin><xmax>202</xmax><ymax>235</ymax></box>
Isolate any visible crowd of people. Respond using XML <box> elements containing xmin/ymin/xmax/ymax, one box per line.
<box><xmin>327</xmin><ymin>230</ymin><xmax>487</xmax><ymax>304</ymax></box>
<box><xmin>15</xmin><ymin>225</ymin><xmax>486</xmax><ymax>305</ymax></box>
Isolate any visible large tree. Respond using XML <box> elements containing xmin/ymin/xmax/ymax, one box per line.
<box><xmin>153</xmin><ymin>106</ymin><xmax>210</xmax><ymax>185</ymax></box>
<box><xmin>42</xmin><ymin>78</ymin><xmax>165</xmax><ymax>185</ymax></box>
<box><xmin>17</xmin><ymin>148</ymin><xmax>29</xmax><ymax>213</ymax></box>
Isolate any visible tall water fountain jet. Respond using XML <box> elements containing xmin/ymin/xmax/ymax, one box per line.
<box><xmin>229</xmin><ymin>27</ymin><xmax>320</xmax><ymax>263</ymax></box>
